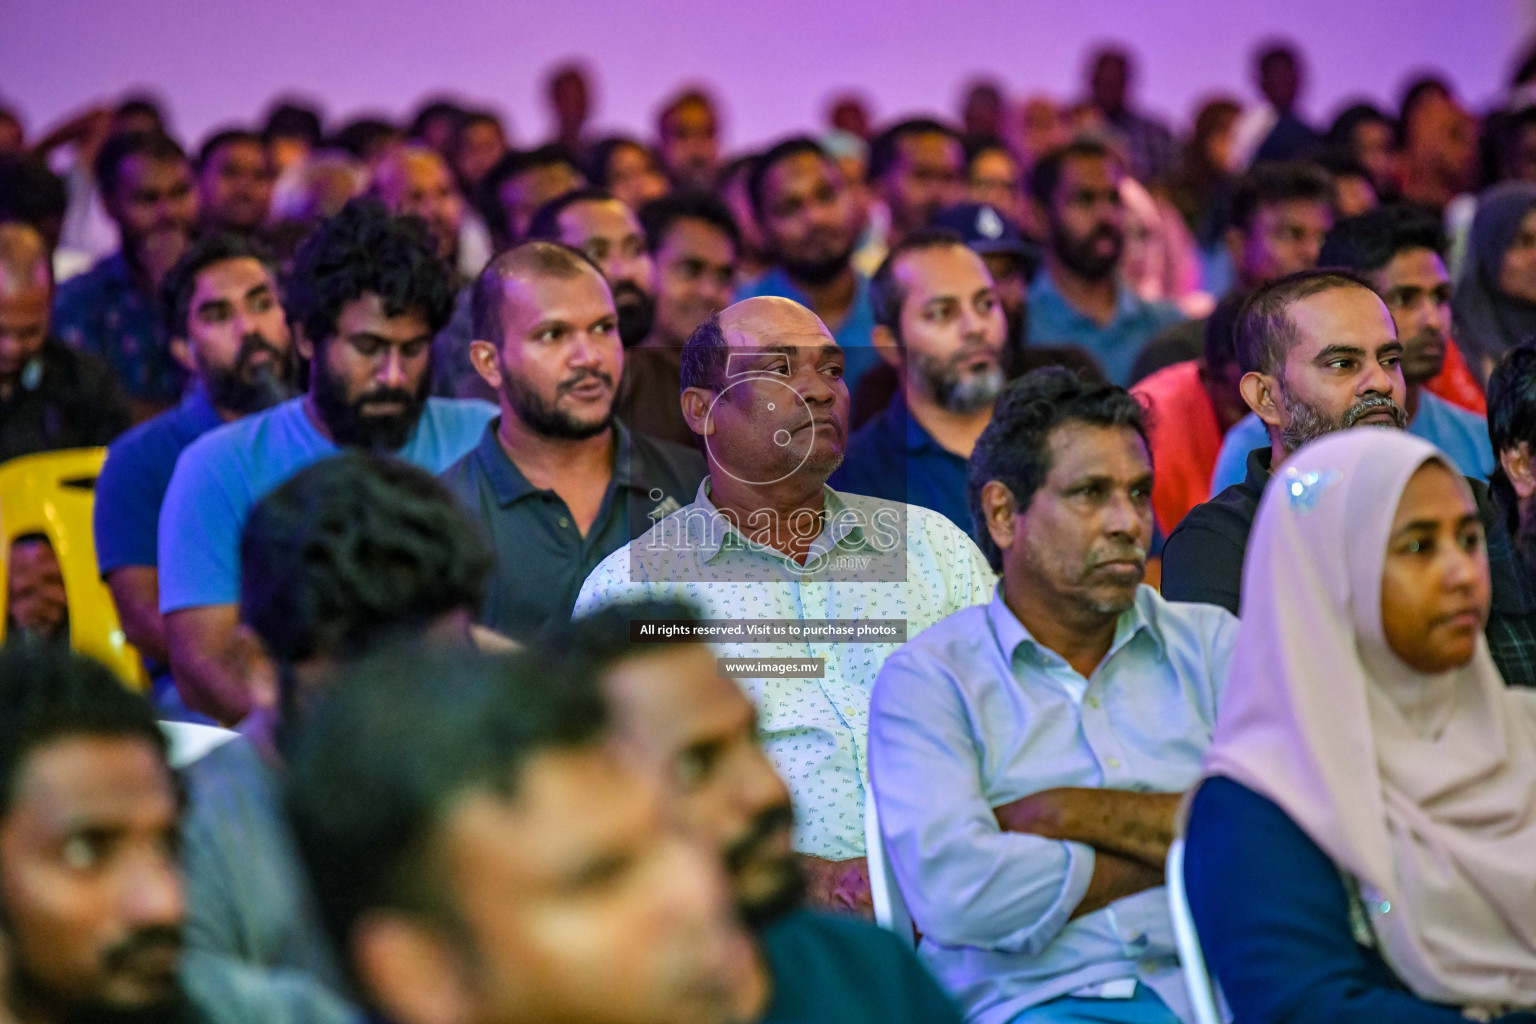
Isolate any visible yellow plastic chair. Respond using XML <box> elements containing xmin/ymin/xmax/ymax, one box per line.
<box><xmin>0</xmin><ymin>448</ymin><xmax>148</xmax><ymax>690</ymax></box>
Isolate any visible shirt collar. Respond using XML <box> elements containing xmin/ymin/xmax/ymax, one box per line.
<box><xmin>475</xmin><ymin>419</ymin><xmax>635</xmax><ymax>508</ymax></box>
<box><xmin>690</xmin><ymin>478</ymin><xmax>871</xmax><ymax>564</ymax></box>
<box><xmin>178</xmin><ymin>386</ymin><xmax>224</xmax><ymax>432</ymax></box>
<box><xmin>1031</xmin><ymin>269</ymin><xmax>1141</xmax><ymax>324</ymax></box>
<box><xmin>985</xmin><ymin>581</ymin><xmax>1164</xmax><ymax>669</ymax></box>
<box><xmin>1244</xmin><ymin>445</ymin><xmax>1275</xmax><ymax>496</ymax></box>
<box><xmin>885</xmin><ymin>391</ymin><xmax>942</xmax><ymax>455</ymax></box>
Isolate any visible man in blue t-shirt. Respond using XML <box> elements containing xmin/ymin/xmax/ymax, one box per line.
<box><xmin>552</xmin><ymin>601</ymin><xmax>964</xmax><ymax>1024</ymax></box>
<box><xmin>94</xmin><ymin>232</ymin><xmax>297</xmax><ymax>715</ymax></box>
<box><xmin>157</xmin><ymin>200</ymin><xmax>495</xmax><ymax>723</ymax></box>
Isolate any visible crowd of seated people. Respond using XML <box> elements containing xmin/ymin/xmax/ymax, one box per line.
<box><xmin>1</xmin><ymin>35</ymin><xmax>1535</xmax><ymax>1024</ymax></box>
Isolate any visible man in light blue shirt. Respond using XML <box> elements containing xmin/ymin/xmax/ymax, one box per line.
<box><xmin>576</xmin><ymin>295</ymin><xmax>995</xmax><ymax>914</ymax></box>
<box><xmin>736</xmin><ymin>138</ymin><xmax>882</xmax><ymax>388</ymax></box>
<box><xmin>1210</xmin><ymin>205</ymin><xmax>1494</xmax><ymax>492</ymax></box>
<box><xmin>1023</xmin><ymin>140</ymin><xmax>1183</xmax><ymax>385</ymax></box>
<box><xmin>158</xmin><ymin>199</ymin><xmax>494</xmax><ymax>723</ymax></box>
<box><xmin>870</xmin><ymin>369</ymin><xmax>1237</xmax><ymax>1024</ymax></box>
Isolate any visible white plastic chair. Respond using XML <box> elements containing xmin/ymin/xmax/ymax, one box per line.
<box><xmin>1166</xmin><ymin>837</ymin><xmax>1225</xmax><ymax>1024</ymax></box>
<box><xmin>159</xmin><ymin>721</ymin><xmax>238</xmax><ymax>769</ymax></box>
<box><xmin>864</xmin><ymin>791</ymin><xmax>916</xmax><ymax>948</ymax></box>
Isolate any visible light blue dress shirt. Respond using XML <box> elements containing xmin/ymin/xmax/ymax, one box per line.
<box><xmin>1025</xmin><ymin>272</ymin><xmax>1185</xmax><ymax>386</ymax></box>
<box><xmin>868</xmin><ymin>584</ymin><xmax>1237</xmax><ymax>1024</ymax></box>
<box><xmin>575</xmin><ymin>479</ymin><xmax>996</xmax><ymax>859</ymax></box>
<box><xmin>1209</xmin><ymin>392</ymin><xmax>1495</xmax><ymax>494</ymax></box>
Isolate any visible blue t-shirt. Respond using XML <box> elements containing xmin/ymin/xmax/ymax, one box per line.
<box><xmin>53</xmin><ymin>252</ymin><xmax>186</xmax><ymax>405</ymax></box>
<box><xmin>1025</xmin><ymin>271</ymin><xmax>1184</xmax><ymax>386</ymax></box>
<box><xmin>736</xmin><ymin>267</ymin><xmax>881</xmax><ymax>389</ymax></box>
<box><xmin>95</xmin><ymin>387</ymin><xmax>224</xmax><ymax>576</ymax></box>
<box><xmin>1210</xmin><ymin>393</ymin><xmax>1495</xmax><ymax>493</ymax></box>
<box><xmin>157</xmin><ymin>396</ymin><xmax>495</xmax><ymax>613</ymax></box>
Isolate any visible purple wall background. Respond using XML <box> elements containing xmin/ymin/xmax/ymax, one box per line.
<box><xmin>4</xmin><ymin>0</ymin><xmax>1531</xmax><ymax>149</ymax></box>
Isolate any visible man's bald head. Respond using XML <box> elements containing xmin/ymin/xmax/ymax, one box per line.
<box><xmin>680</xmin><ymin>296</ymin><xmax>833</xmax><ymax>394</ymax></box>
<box><xmin>471</xmin><ymin>240</ymin><xmax>609</xmax><ymax>348</ymax></box>
<box><xmin>0</xmin><ymin>222</ymin><xmax>50</xmax><ymax>297</ymax></box>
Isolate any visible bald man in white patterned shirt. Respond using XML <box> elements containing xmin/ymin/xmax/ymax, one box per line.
<box><xmin>576</xmin><ymin>296</ymin><xmax>994</xmax><ymax>916</ymax></box>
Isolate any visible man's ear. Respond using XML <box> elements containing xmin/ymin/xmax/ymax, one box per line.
<box><xmin>353</xmin><ymin>913</ymin><xmax>476</xmax><ymax>1024</ymax></box>
<box><xmin>1225</xmin><ymin>225</ymin><xmax>1246</xmax><ymax>271</ymax></box>
<box><xmin>468</xmin><ymin>340</ymin><xmax>503</xmax><ymax>391</ymax></box>
<box><xmin>980</xmin><ymin>480</ymin><xmax>1019</xmax><ymax>560</ymax></box>
<box><xmin>169</xmin><ymin>337</ymin><xmax>196</xmax><ymax>375</ymax></box>
<box><xmin>872</xmin><ymin>324</ymin><xmax>903</xmax><ymax>370</ymax></box>
<box><xmin>1240</xmin><ymin>370</ymin><xmax>1282</xmax><ymax>429</ymax></box>
<box><xmin>1502</xmin><ymin>442</ymin><xmax>1536</xmax><ymax>501</ymax></box>
<box><xmin>681</xmin><ymin>387</ymin><xmax>716</xmax><ymax>437</ymax></box>
<box><xmin>230</xmin><ymin>624</ymin><xmax>279</xmax><ymax>713</ymax></box>
<box><xmin>293</xmin><ymin>322</ymin><xmax>315</xmax><ymax>362</ymax></box>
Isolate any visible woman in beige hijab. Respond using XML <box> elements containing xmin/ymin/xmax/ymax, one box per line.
<box><xmin>1182</xmin><ymin>428</ymin><xmax>1536</xmax><ymax>1023</ymax></box>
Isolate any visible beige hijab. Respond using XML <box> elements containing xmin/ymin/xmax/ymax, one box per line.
<box><xmin>1201</xmin><ymin>429</ymin><xmax>1536</xmax><ymax>1008</ymax></box>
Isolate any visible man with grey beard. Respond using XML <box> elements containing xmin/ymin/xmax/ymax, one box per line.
<box><xmin>1161</xmin><ymin>269</ymin><xmax>1409</xmax><ymax>614</ymax></box>
<box><xmin>829</xmin><ymin>230</ymin><xmax>1007</xmax><ymax>537</ymax></box>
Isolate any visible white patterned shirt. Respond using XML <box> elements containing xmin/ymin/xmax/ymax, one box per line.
<box><xmin>575</xmin><ymin>479</ymin><xmax>996</xmax><ymax>859</ymax></box>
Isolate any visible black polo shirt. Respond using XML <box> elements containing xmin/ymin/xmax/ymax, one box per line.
<box><xmin>441</xmin><ymin>419</ymin><xmax>705</xmax><ymax>641</ymax></box>
<box><xmin>1161</xmin><ymin>447</ymin><xmax>1272</xmax><ymax>615</ymax></box>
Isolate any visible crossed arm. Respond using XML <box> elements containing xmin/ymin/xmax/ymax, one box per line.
<box><xmin>993</xmin><ymin>788</ymin><xmax>1182</xmax><ymax>918</ymax></box>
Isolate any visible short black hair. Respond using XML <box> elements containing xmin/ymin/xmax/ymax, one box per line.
<box><xmin>450</xmin><ymin>110</ymin><xmax>505</xmax><ymax>153</ymax></box>
<box><xmin>115</xmin><ymin>94</ymin><xmax>167</xmax><ymax>129</ymax></box>
<box><xmin>1319</xmin><ymin>204</ymin><xmax>1445</xmax><ymax>274</ymax></box>
<box><xmin>1256</xmin><ymin>41</ymin><xmax>1300</xmax><ymax>72</ymax></box>
<box><xmin>1234</xmin><ymin>268</ymin><xmax>1378</xmax><ymax>376</ymax></box>
<box><xmin>638</xmin><ymin>190</ymin><xmax>740</xmax><ymax>257</ymax></box>
<box><xmin>679</xmin><ymin>311</ymin><xmax>727</xmax><ymax>394</ymax></box>
<box><xmin>658</xmin><ymin>89</ymin><xmax>716</xmax><ymax>137</ymax></box>
<box><xmin>407</xmin><ymin>98</ymin><xmax>465</xmax><ymax>142</ymax></box>
<box><xmin>525</xmin><ymin>186</ymin><xmax>622</xmax><ymax>243</ymax></box>
<box><xmin>329</xmin><ymin>118</ymin><xmax>399</xmax><ymax>160</ymax></box>
<box><xmin>1486</xmin><ymin>343</ymin><xmax>1536</xmax><ymax>528</ymax></box>
<box><xmin>263</xmin><ymin>101</ymin><xmax>324</xmax><ymax>147</ymax></box>
<box><xmin>869</xmin><ymin>228</ymin><xmax>968</xmax><ymax>338</ymax></box>
<box><xmin>1397</xmin><ymin>75</ymin><xmax>1452</xmax><ymax>147</ymax></box>
<box><xmin>94</xmin><ymin>131</ymin><xmax>188</xmax><ymax>200</ymax></box>
<box><xmin>0</xmin><ymin>640</ymin><xmax>167</xmax><ymax>821</ymax></box>
<box><xmin>1325</xmin><ymin>102</ymin><xmax>1393</xmax><ymax>154</ymax></box>
<box><xmin>470</xmin><ymin>240</ymin><xmax>603</xmax><ymax>349</ymax></box>
<box><xmin>748</xmin><ymin>136</ymin><xmax>831</xmax><ymax>221</ymax></box>
<box><xmin>159</xmin><ymin>231</ymin><xmax>276</xmax><ymax>338</ymax></box>
<box><xmin>963</xmin><ymin>134</ymin><xmax>1013</xmax><ymax>170</ymax></box>
<box><xmin>867</xmin><ymin>118</ymin><xmax>959</xmax><ymax>183</ymax></box>
<box><xmin>283</xmin><ymin>197</ymin><xmax>456</xmax><ymax>348</ymax></box>
<box><xmin>481</xmin><ymin>144</ymin><xmax>585</xmax><ymax>241</ymax></box>
<box><xmin>0</xmin><ymin>154</ymin><xmax>67</xmax><ymax>229</ymax></box>
<box><xmin>197</xmin><ymin>128</ymin><xmax>262</xmax><ymax>170</ymax></box>
<box><xmin>1027</xmin><ymin>137</ymin><xmax>1114</xmax><ymax>207</ymax></box>
<box><xmin>1228</xmin><ymin>161</ymin><xmax>1333</xmax><ymax>233</ymax></box>
<box><xmin>239</xmin><ymin>451</ymin><xmax>491</xmax><ymax>666</ymax></box>
<box><xmin>967</xmin><ymin>369</ymin><xmax>1149</xmax><ymax>572</ymax></box>
<box><xmin>544</xmin><ymin>598</ymin><xmax>704</xmax><ymax>679</ymax></box>
<box><xmin>286</xmin><ymin>645</ymin><xmax>607</xmax><ymax>988</ymax></box>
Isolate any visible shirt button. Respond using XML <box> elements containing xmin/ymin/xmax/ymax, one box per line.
<box><xmin>1106</xmin><ymin>756</ymin><xmax>1122</xmax><ymax>769</ymax></box>
<box><xmin>843</xmin><ymin>706</ymin><xmax>858</xmax><ymax>716</ymax></box>
<box><xmin>1087</xmin><ymin>696</ymin><xmax>1101</xmax><ymax>709</ymax></box>
<box><xmin>559</xmin><ymin>516</ymin><xmax>570</xmax><ymax>528</ymax></box>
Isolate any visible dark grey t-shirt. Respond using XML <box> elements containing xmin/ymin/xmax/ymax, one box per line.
<box><xmin>441</xmin><ymin>419</ymin><xmax>706</xmax><ymax>641</ymax></box>
<box><xmin>181</xmin><ymin>737</ymin><xmax>359</xmax><ymax>1024</ymax></box>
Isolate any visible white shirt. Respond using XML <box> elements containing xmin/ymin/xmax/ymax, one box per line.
<box><xmin>575</xmin><ymin>479</ymin><xmax>996</xmax><ymax>858</ymax></box>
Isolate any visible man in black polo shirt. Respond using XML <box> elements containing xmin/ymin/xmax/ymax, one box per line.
<box><xmin>442</xmin><ymin>241</ymin><xmax>704</xmax><ymax>641</ymax></box>
<box><xmin>1161</xmin><ymin>270</ymin><xmax>1408</xmax><ymax>613</ymax></box>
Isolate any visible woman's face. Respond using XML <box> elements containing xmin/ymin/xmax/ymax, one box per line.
<box><xmin>1497</xmin><ymin>207</ymin><xmax>1536</xmax><ymax>304</ymax></box>
<box><xmin>1380</xmin><ymin>462</ymin><xmax>1490</xmax><ymax>674</ymax></box>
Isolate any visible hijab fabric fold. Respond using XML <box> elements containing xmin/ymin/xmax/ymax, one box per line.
<box><xmin>1200</xmin><ymin>429</ymin><xmax>1536</xmax><ymax>1009</ymax></box>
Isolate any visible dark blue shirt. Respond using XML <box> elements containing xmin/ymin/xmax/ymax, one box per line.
<box><xmin>1184</xmin><ymin>776</ymin><xmax>1536</xmax><ymax>1024</ymax></box>
<box><xmin>760</xmin><ymin>910</ymin><xmax>963</xmax><ymax>1024</ymax></box>
<box><xmin>828</xmin><ymin>392</ymin><xmax>973</xmax><ymax>539</ymax></box>
<box><xmin>53</xmin><ymin>251</ymin><xmax>186</xmax><ymax>406</ymax></box>
<box><xmin>441</xmin><ymin>420</ymin><xmax>706</xmax><ymax>642</ymax></box>
<box><xmin>95</xmin><ymin>387</ymin><xmax>224</xmax><ymax>576</ymax></box>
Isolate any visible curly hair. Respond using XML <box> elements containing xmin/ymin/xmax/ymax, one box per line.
<box><xmin>967</xmin><ymin>368</ymin><xmax>1149</xmax><ymax>572</ymax></box>
<box><xmin>282</xmin><ymin>197</ymin><xmax>456</xmax><ymax>349</ymax></box>
<box><xmin>238</xmin><ymin>451</ymin><xmax>492</xmax><ymax>666</ymax></box>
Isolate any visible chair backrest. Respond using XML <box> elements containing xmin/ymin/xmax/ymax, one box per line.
<box><xmin>1166</xmin><ymin>837</ymin><xmax>1225</xmax><ymax>1024</ymax></box>
<box><xmin>159</xmin><ymin>721</ymin><xmax>239</xmax><ymax>769</ymax></box>
<box><xmin>0</xmin><ymin>449</ymin><xmax>147</xmax><ymax>690</ymax></box>
<box><xmin>864</xmin><ymin>790</ymin><xmax>916</xmax><ymax>948</ymax></box>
